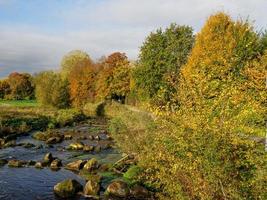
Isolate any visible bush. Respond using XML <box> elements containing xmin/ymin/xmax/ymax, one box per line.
<box><xmin>54</xmin><ymin>109</ymin><xmax>86</xmax><ymax>127</ymax></box>
<box><xmin>123</xmin><ymin>165</ymin><xmax>143</xmax><ymax>185</ymax></box>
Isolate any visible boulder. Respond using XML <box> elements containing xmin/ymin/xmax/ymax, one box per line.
<box><xmin>22</xmin><ymin>143</ymin><xmax>35</xmax><ymax>148</ymax></box>
<box><xmin>54</xmin><ymin>179</ymin><xmax>83</xmax><ymax>198</ymax></box>
<box><xmin>77</xmin><ymin>136</ymin><xmax>87</xmax><ymax>140</ymax></box>
<box><xmin>34</xmin><ymin>144</ymin><xmax>43</xmax><ymax>149</ymax></box>
<box><xmin>50</xmin><ymin>159</ymin><xmax>62</xmax><ymax>169</ymax></box>
<box><xmin>102</xmin><ymin>143</ymin><xmax>112</xmax><ymax>150</ymax></box>
<box><xmin>83</xmin><ymin>145</ymin><xmax>94</xmax><ymax>152</ymax></box>
<box><xmin>87</xmin><ymin>135</ymin><xmax>94</xmax><ymax>140</ymax></box>
<box><xmin>98</xmin><ymin>163</ymin><xmax>111</xmax><ymax>172</ymax></box>
<box><xmin>65</xmin><ymin>160</ymin><xmax>86</xmax><ymax>171</ymax></box>
<box><xmin>83</xmin><ymin>158</ymin><xmax>99</xmax><ymax>171</ymax></box>
<box><xmin>3</xmin><ymin>140</ymin><xmax>16</xmax><ymax>148</ymax></box>
<box><xmin>27</xmin><ymin>160</ymin><xmax>36</xmax><ymax>166</ymax></box>
<box><xmin>106</xmin><ymin>180</ymin><xmax>130</xmax><ymax>198</ymax></box>
<box><xmin>64</xmin><ymin>135</ymin><xmax>72</xmax><ymax>140</ymax></box>
<box><xmin>8</xmin><ymin>160</ymin><xmax>26</xmax><ymax>168</ymax></box>
<box><xmin>0</xmin><ymin>138</ymin><xmax>5</xmax><ymax>146</ymax></box>
<box><xmin>84</xmin><ymin>179</ymin><xmax>100</xmax><ymax>197</ymax></box>
<box><xmin>94</xmin><ymin>135</ymin><xmax>100</xmax><ymax>141</ymax></box>
<box><xmin>105</xmin><ymin>135</ymin><xmax>112</xmax><ymax>140</ymax></box>
<box><xmin>32</xmin><ymin>131</ymin><xmax>46</xmax><ymax>141</ymax></box>
<box><xmin>0</xmin><ymin>159</ymin><xmax>8</xmax><ymax>166</ymax></box>
<box><xmin>130</xmin><ymin>185</ymin><xmax>150</xmax><ymax>199</ymax></box>
<box><xmin>67</xmin><ymin>142</ymin><xmax>84</xmax><ymax>150</ymax></box>
<box><xmin>46</xmin><ymin>137</ymin><xmax>62</xmax><ymax>144</ymax></box>
<box><xmin>35</xmin><ymin>162</ymin><xmax>44</xmax><ymax>169</ymax></box>
<box><xmin>94</xmin><ymin>146</ymin><xmax>101</xmax><ymax>153</ymax></box>
<box><xmin>43</xmin><ymin>153</ymin><xmax>54</xmax><ymax>164</ymax></box>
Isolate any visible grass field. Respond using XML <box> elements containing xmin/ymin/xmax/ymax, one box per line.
<box><xmin>0</xmin><ymin>99</ymin><xmax>39</xmax><ymax>107</ymax></box>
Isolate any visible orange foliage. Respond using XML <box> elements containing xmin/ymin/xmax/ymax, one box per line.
<box><xmin>68</xmin><ymin>61</ymin><xmax>96</xmax><ymax>107</ymax></box>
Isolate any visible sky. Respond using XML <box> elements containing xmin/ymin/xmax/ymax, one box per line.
<box><xmin>0</xmin><ymin>0</ymin><xmax>266</xmax><ymax>78</ymax></box>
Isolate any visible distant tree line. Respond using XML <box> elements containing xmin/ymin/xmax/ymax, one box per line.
<box><xmin>1</xmin><ymin>20</ymin><xmax>266</xmax><ymax>110</ymax></box>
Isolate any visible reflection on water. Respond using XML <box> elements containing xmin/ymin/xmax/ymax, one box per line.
<box><xmin>0</xmin><ymin>167</ymin><xmax>85</xmax><ymax>200</ymax></box>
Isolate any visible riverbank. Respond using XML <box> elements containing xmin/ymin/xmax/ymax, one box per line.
<box><xmin>0</xmin><ymin>102</ymin><xmax>155</xmax><ymax>200</ymax></box>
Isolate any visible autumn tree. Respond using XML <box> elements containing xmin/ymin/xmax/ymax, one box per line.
<box><xmin>0</xmin><ymin>79</ymin><xmax>10</xmax><ymax>99</ymax></box>
<box><xmin>259</xmin><ymin>30</ymin><xmax>267</xmax><ymax>53</ymax></box>
<box><xmin>143</xmin><ymin>13</ymin><xmax>266</xmax><ymax>199</ymax></box>
<box><xmin>61</xmin><ymin>50</ymin><xmax>92</xmax><ymax>79</ymax></box>
<box><xmin>34</xmin><ymin>71</ymin><xmax>69</xmax><ymax>108</ymax></box>
<box><xmin>96</xmin><ymin>52</ymin><xmax>131</xmax><ymax>103</ymax></box>
<box><xmin>68</xmin><ymin>62</ymin><xmax>96</xmax><ymax>107</ymax></box>
<box><xmin>133</xmin><ymin>24</ymin><xmax>194</xmax><ymax>107</ymax></box>
<box><xmin>6</xmin><ymin>72</ymin><xmax>34</xmax><ymax>100</ymax></box>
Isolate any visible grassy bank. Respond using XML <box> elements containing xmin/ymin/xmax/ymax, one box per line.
<box><xmin>0</xmin><ymin>99</ymin><xmax>39</xmax><ymax>107</ymax></box>
<box><xmin>0</xmin><ymin>102</ymin><xmax>86</xmax><ymax>138</ymax></box>
<box><xmin>100</xmin><ymin>102</ymin><xmax>266</xmax><ymax>200</ymax></box>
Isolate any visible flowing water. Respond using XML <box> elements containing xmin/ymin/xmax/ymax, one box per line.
<box><xmin>0</xmin><ymin>121</ymin><xmax>122</xmax><ymax>200</ymax></box>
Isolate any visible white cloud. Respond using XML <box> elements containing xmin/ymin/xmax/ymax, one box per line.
<box><xmin>0</xmin><ymin>0</ymin><xmax>266</xmax><ymax>77</ymax></box>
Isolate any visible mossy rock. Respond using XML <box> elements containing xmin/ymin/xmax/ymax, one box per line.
<box><xmin>65</xmin><ymin>160</ymin><xmax>86</xmax><ymax>171</ymax></box>
<box><xmin>84</xmin><ymin>179</ymin><xmax>100</xmax><ymax>197</ymax></box>
<box><xmin>83</xmin><ymin>158</ymin><xmax>99</xmax><ymax>171</ymax></box>
<box><xmin>8</xmin><ymin>160</ymin><xmax>26</xmax><ymax>168</ymax></box>
<box><xmin>67</xmin><ymin>142</ymin><xmax>84</xmax><ymax>150</ymax></box>
<box><xmin>106</xmin><ymin>180</ymin><xmax>130</xmax><ymax>198</ymax></box>
<box><xmin>54</xmin><ymin>179</ymin><xmax>83</xmax><ymax>198</ymax></box>
<box><xmin>32</xmin><ymin>132</ymin><xmax>46</xmax><ymax>141</ymax></box>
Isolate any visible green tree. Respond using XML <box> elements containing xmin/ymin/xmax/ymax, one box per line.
<box><xmin>259</xmin><ymin>30</ymin><xmax>267</xmax><ymax>53</ymax></box>
<box><xmin>34</xmin><ymin>71</ymin><xmax>69</xmax><ymax>108</ymax></box>
<box><xmin>133</xmin><ymin>24</ymin><xmax>194</xmax><ymax>107</ymax></box>
<box><xmin>61</xmin><ymin>50</ymin><xmax>92</xmax><ymax>79</ymax></box>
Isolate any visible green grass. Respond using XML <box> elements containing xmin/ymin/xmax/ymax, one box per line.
<box><xmin>0</xmin><ymin>99</ymin><xmax>39</xmax><ymax>107</ymax></box>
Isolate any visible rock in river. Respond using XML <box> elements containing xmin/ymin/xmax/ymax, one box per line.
<box><xmin>65</xmin><ymin>160</ymin><xmax>86</xmax><ymax>171</ymax></box>
<box><xmin>130</xmin><ymin>185</ymin><xmax>150</xmax><ymax>199</ymax></box>
<box><xmin>46</xmin><ymin>137</ymin><xmax>62</xmax><ymax>144</ymax></box>
<box><xmin>8</xmin><ymin>160</ymin><xmax>26</xmax><ymax>168</ymax></box>
<box><xmin>43</xmin><ymin>152</ymin><xmax>54</xmax><ymax>164</ymax></box>
<box><xmin>67</xmin><ymin>142</ymin><xmax>84</xmax><ymax>150</ymax></box>
<box><xmin>54</xmin><ymin>179</ymin><xmax>83</xmax><ymax>198</ymax></box>
<box><xmin>35</xmin><ymin>162</ymin><xmax>44</xmax><ymax>169</ymax></box>
<box><xmin>83</xmin><ymin>145</ymin><xmax>94</xmax><ymax>152</ymax></box>
<box><xmin>64</xmin><ymin>134</ymin><xmax>72</xmax><ymax>140</ymax></box>
<box><xmin>3</xmin><ymin>140</ymin><xmax>16</xmax><ymax>148</ymax></box>
<box><xmin>50</xmin><ymin>159</ymin><xmax>62</xmax><ymax>169</ymax></box>
<box><xmin>106</xmin><ymin>180</ymin><xmax>130</xmax><ymax>198</ymax></box>
<box><xmin>84</xmin><ymin>179</ymin><xmax>100</xmax><ymax>197</ymax></box>
<box><xmin>83</xmin><ymin>158</ymin><xmax>99</xmax><ymax>172</ymax></box>
<box><xmin>94</xmin><ymin>145</ymin><xmax>101</xmax><ymax>153</ymax></box>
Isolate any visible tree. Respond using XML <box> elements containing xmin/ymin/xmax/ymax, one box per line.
<box><xmin>61</xmin><ymin>50</ymin><xmax>92</xmax><ymax>79</ymax></box>
<box><xmin>259</xmin><ymin>30</ymin><xmax>267</xmax><ymax>53</ymax></box>
<box><xmin>96</xmin><ymin>52</ymin><xmax>131</xmax><ymax>103</ymax></box>
<box><xmin>6</xmin><ymin>72</ymin><xmax>34</xmax><ymax>100</ymax></box>
<box><xmin>122</xmin><ymin>13</ymin><xmax>266</xmax><ymax>200</ymax></box>
<box><xmin>34</xmin><ymin>71</ymin><xmax>69</xmax><ymax>108</ymax></box>
<box><xmin>165</xmin><ymin>12</ymin><xmax>265</xmax><ymax>199</ymax></box>
<box><xmin>133</xmin><ymin>24</ymin><xmax>194</xmax><ymax>107</ymax></box>
<box><xmin>0</xmin><ymin>79</ymin><xmax>10</xmax><ymax>99</ymax></box>
<box><xmin>68</xmin><ymin>62</ymin><xmax>96</xmax><ymax>107</ymax></box>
